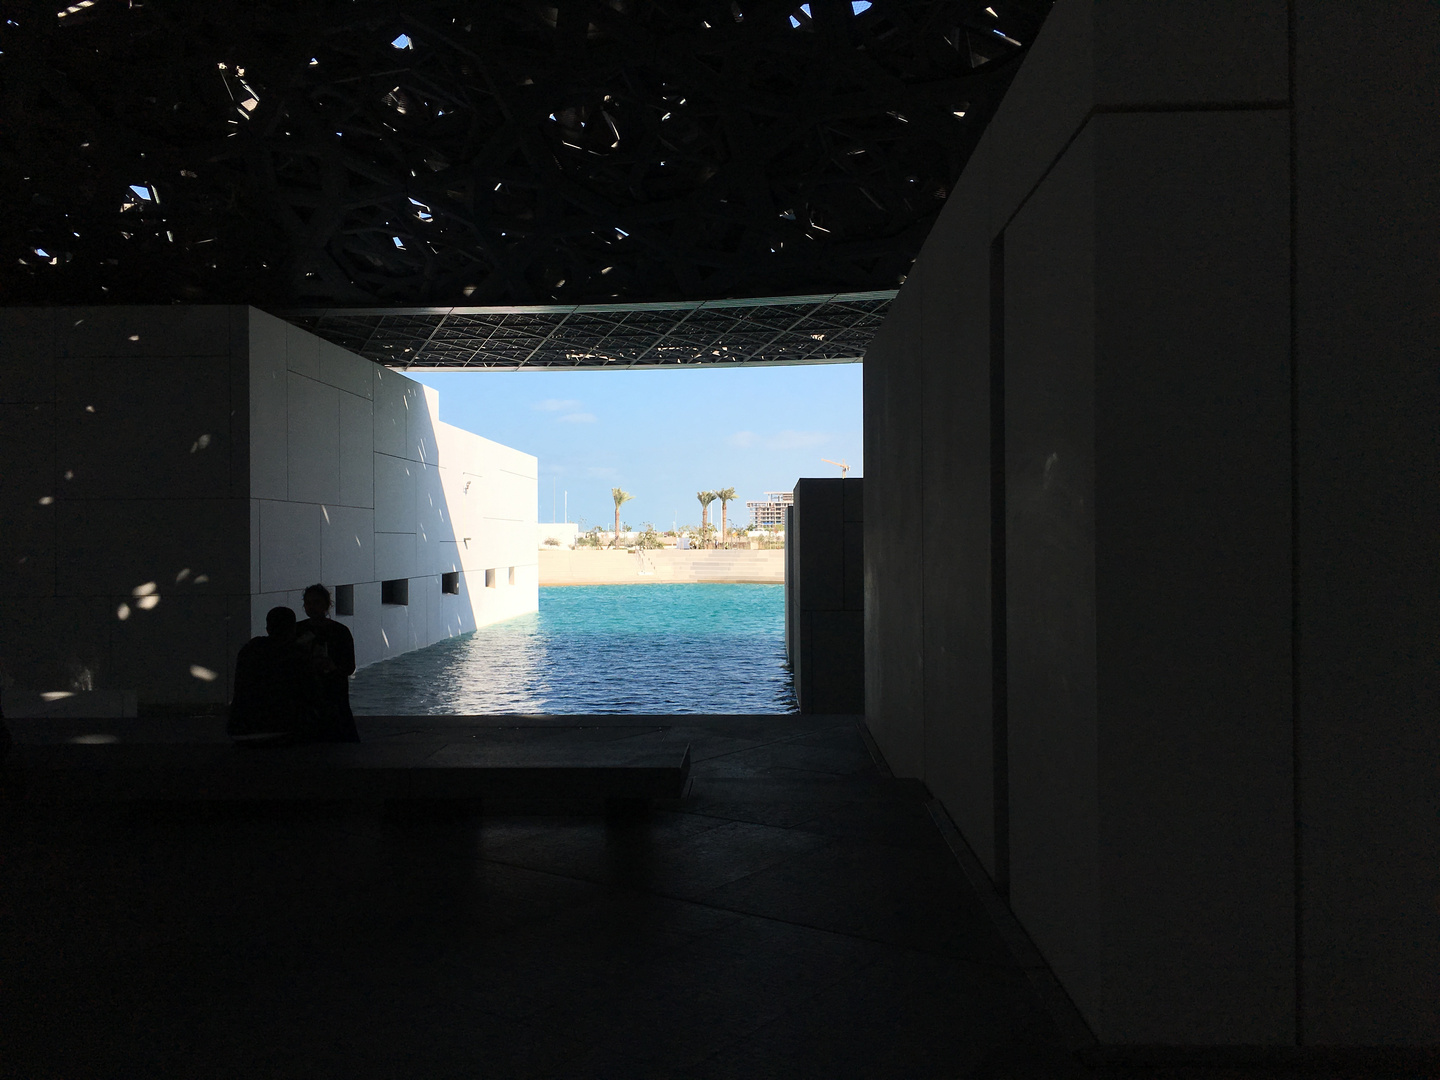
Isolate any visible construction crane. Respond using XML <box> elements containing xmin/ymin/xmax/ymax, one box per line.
<box><xmin>821</xmin><ymin>458</ymin><xmax>850</xmax><ymax>478</ymax></box>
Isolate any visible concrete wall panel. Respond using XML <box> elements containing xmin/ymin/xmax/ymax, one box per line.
<box><xmin>57</xmin><ymin>357</ymin><xmax>232</xmax><ymax>501</ymax></box>
<box><xmin>350</xmin><ymin>581</ymin><xmax>384</xmax><ymax>668</ymax></box>
<box><xmin>1092</xmin><ymin>1</ymin><xmax>1287</xmax><ymax>106</ymax></box>
<box><xmin>914</xmin><ymin>169</ymin><xmax>997</xmax><ymax>873</ymax></box>
<box><xmin>111</xmin><ymin>595</ymin><xmax>231</xmax><ymax>706</ymax></box>
<box><xmin>248</xmin><ymin>312</ymin><xmax>289</xmax><ymax>501</ymax></box>
<box><xmin>338</xmin><ymin>392</ymin><xmax>374</xmax><ymax>508</ymax></box>
<box><xmin>258</xmin><ymin>499</ymin><xmax>322</xmax><ymax>593</ymax></box>
<box><xmin>856</xmin><ymin>0</ymin><xmax>1428</xmax><ymax>1047</ymax></box>
<box><xmin>320</xmin><ymin>504</ymin><xmax>375</xmax><ymax>587</ymax></box>
<box><xmin>0</xmin><ymin>595</ymin><xmax>114</xmax><ymax>694</ymax></box>
<box><xmin>0</xmin><ymin>308</ymin><xmax>56</xmax><ymax>402</ymax></box>
<box><xmin>373</xmin><ymin>453</ymin><xmax>416</xmax><ymax>534</ymax></box>
<box><xmin>285</xmin><ymin>374</ymin><xmax>340</xmax><ymax>506</ymax></box>
<box><xmin>372</xmin><ymin>367</ymin><xmax>408</xmax><ymax>457</ymax></box>
<box><xmin>415</xmin><ymin>461</ymin><xmax>449</xmax><ymax>574</ymax></box>
<box><xmin>1003</xmin><ymin>125</ymin><xmax>1101</xmax><ymax>1023</ymax></box>
<box><xmin>0</xmin><ymin>403</ymin><xmax>57</xmax><ymax>597</ymax></box>
<box><xmin>410</xmin><ymin>383</ymin><xmax>439</xmax><ymax>464</ymax></box>
<box><xmin>318</xmin><ymin>338</ymin><xmax>374</xmax><ymax>399</ymax></box>
<box><xmin>57</xmin><ymin>498</ymin><xmax>248</xmax><ymax>598</ymax></box>
<box><xmin>862</xmin><ymin>285</ymin><xmax>927</xmax><ymax>775</ymax></box>
<box><xmin>61</xmin><ymin>306</ymin><xmax>230</xmax><ymax>358</ymax></box>
<box><xmin>284</xmin><ymin>320</ymin><xmax>319</xmax><ymax>379</ymax></box>
<box><xmin>1092</xmin><ymin>110</ymin><xmax>1294</xmax><ymax>1043</ymax></box>
<box><xmin>249</xmin><ymin>500</ymin><xmax>261</xmax><ymax>593</ymax></box>
<box><xmin>374</xmin><ymin>531</ymin><xmax>417</xmax><ymax>581</ymax></box>
<box><xmin>1294</xmin><ymin>1</ymin><xmax>1440</xmax><ymax>1044</ymax></box>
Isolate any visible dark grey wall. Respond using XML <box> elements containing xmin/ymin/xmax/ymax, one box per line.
<box><xmin>790</xmin><ymin>478</ymin><xmax>864</xmax><ymax>714</ymax></box>
<box><xmin>863</xmin><ymin>0</ymin><xmax>1437</xmax><ymax>1047</ymax></box>
<box><xmin>0</xmin><ymin>306</ymin><xmax>251</xmax><ymax>709</ymax></box>
<box><xmin>1003</xmin><ymin>123</ymin><xmax>1102</xmax><ymax>1020</ymax></box>
<box><xmin>1294</xmin><ymin>7</ymin><xmax>1440</xmax><ymax>1045</ymax></box>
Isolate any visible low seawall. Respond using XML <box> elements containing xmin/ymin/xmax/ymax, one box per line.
<box><xmin>539</xmin><ymin>548</ymin><xmax>784</xmax><ymax>585</ymax></box>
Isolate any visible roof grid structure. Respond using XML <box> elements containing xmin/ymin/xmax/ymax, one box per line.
<box><xmin>284</xmin><ymin>290</ymin><xmax>895</xmax><ymax>369</ymax></box>
<box><xmin>3</xmin><ymin>0</ymin><xmax>1049</xmax><ymax>309</ymax></box>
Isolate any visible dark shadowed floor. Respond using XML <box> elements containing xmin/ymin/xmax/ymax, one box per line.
<box><xmin>0</xmin><ymin>718</ymin><xmax>1426</xmax><ymax>1079</ymax></box>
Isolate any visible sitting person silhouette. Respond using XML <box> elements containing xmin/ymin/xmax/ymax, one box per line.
<box><xmin>228</xmin><ymin>606</ymin><xmax>323</xmax><ymax>746</ymax></box>
<box><xmin>295</xmin><ymin>584</ymin><xmax>360</xmax><ymax>743</ymax></box>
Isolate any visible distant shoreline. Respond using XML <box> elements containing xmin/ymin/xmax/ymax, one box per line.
<box><xmin>539</xmin><ymin>547</ymin><xmax>783</xmax><ymax>586</ymax></box>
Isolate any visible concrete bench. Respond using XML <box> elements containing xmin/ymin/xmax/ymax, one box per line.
<box><xmin>2</xmin><ymin>720</ymin><xmax>690</xmax><ymax>803</ymax></box>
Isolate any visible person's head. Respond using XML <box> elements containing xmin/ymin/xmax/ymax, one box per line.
<box><xmin>302</xmin><ymin>584</ymin><xmax>332</xmax><ymax>620</ymax></box>
<box><xmin>265</xmin><ymin>606</ymin><xmax>297</xmax><ymax>640</ymax></box>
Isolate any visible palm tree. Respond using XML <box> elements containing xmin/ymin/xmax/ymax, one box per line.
<box><xmin>611</xmin><ymin>487</ymin><xmax>634</xmax><ymax>547</ymax></box>
<box><xmin>697</xmin><ymin>490</ymin><xmax>717</xmax><ymax>545</ymax></box>
<box><xmin>716</xmin><ymin>486</ymin><xmax>737</xmax><ymax>548</ymax></box>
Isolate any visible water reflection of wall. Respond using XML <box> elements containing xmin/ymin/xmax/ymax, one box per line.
<box><xmin>0</xmin><ymin>305</ymin><xmax>536</xmax><ymax>712</ymax></box>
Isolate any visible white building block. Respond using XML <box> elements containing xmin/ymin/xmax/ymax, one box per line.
<box><xmin>372</xmin><ymin>366</ymin><xmax>408</xmax><ymax>457</ymax></box>
<box><xmin>338</xmin><ymin>392</ymin><xmax>374</xmax><ymax>508</ymax></box>
<box><xmin>374</xmin><ymin>531</ymin><xmax>417</xmax><ymax>581</ymax></box>
<box><xmin>258</xmin><ymin>499</ymin><xmax>322</xmax><ymax>593</ymax></box>
<box><xmin>318</xmin><ymin>338</ymin><xmax>373</xmax><ymax>399</ymax></box>
<box><xmin>373</xmin><ymin>453</ymin><xmax>416</xmax><ymax>533</ymax></box>
<box><xmin>284</xmin><ymin>320</ymin><xmax>320</xmax><ymax>379</ymax></box>
<box><xmin>286</xmin><ymin>373</ymin><xmax>340</xmax><ymax>506</ymax></box>
<box><xmin>320</xmin><ymin>504</ymin><xmax>375</xmax><ymax>586</ymax></box>
<box><xmin>248</xmin><ymin>312</ymin><xmax>289</xmax><ymax>500</ymax></box>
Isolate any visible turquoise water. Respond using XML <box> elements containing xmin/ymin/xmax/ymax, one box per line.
<box><xmin>349</xmin><ymin>584</ymin><xmax>796</xmax><ymax>715</ymax></box>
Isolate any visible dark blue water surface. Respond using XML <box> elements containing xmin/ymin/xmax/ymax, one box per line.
<box><xmin>349</xmin><ymin>584</ymin><xmax>796</xmax><ymax>715</ymax></box>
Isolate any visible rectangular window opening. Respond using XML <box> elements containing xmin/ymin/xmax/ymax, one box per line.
<box><xmin>484</xmin><ymin>568</ymin><xmax>496</xmax><ymax>589</ymax></box>
<box><xmin>441</xmin><ymin>571</ymin><xmax>460</xmax><ymax>595</ymax></box>
<box><xmin>381</xmin><ymin>578</ymin><xmax>409</xmax><ymax>606</ymax></box>
<box><xmin>507</xmin><ymin>566</ymin><xmax>516</xmax><ymax>586</ymax></box>
<box><xmin>334</xmin><ymin>583</ymin><xmax>355</xmax><ymax>616</ymax></box>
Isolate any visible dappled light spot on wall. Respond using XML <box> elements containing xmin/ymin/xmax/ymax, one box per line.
<box><xmin>38</xmin><ymin>496</ymin><xmax>54</xmax><ymax>505</ymax></box>
<box><xmin>85</xmin><ymin>405</ymin><xmax>95</xmax><ymax>412</ymax></box>
<box><xmin>321</xmin><ymin>505</ymin><xmax>330</xmax><ymax>523</ymax></box>
<box><xmin>116</xmin><ymin>603</ymin><xmax>131</xmax><ymax>620</ymax></box>
<box><xmin>189</xmin><ymin>665</ymin><xmax>218</xmax><ymax>682</ymax></box>
<box><xmin>64</xmin><ymin>470</ymin><xmax>74</xmax><ymax>480</ymax></box>
<box><xmin>175</xmin><ymin>568</ymin><xmax>191</xmax><ymax>582</ymax></box>
<box><xmin>69</xmin><ymin>734</ymin><xmax>119</xmax><ymax>745</ymax></box>
<box><xmin>189</xmin><ymin>434</ymin><xmax>212</xmax><ymax>453</ymax></box>
<box><xmin>193</xmin><ymin>574</ymin><xmax>209</xmax><ymax>584</ymax></box>
<box><xmin>41</xmin><ymin>692</ymin><xmax>75</xmax><ymax>702</ymax></box>
<box><xmin>136</xmin><ymin>595</ymin><xmax>160</xmax><ymax>610</ymax></box>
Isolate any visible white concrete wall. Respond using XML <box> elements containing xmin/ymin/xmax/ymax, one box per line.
<box><xmin>247</xmin><ymin>311</ymin><xmax>537</xmax><ymax>669</ymax></box>
<box><xmin>538</xmin><ymin>522</ymin><xmax>579</xmax><ymax>548</ymax></box>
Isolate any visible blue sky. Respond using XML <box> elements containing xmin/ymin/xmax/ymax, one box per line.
<box><xmin>407</xmin><ymin>363</ymin><xmax>863</xmax><ymax>532</ymax></box>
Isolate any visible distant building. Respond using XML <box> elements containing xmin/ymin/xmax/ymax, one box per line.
<box><xmin>746</xmin><ymin>490</ymin><xmax>793</xmax><ymax>530</ymax></box>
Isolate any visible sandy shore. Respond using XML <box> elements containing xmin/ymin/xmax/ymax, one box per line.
<box><xmin>539</xmin><ymin>547</ymin><xmax>784</xmax><ymax>585</ymax></box>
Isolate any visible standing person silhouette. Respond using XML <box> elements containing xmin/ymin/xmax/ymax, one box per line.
<box><xmin>295</xmin><ymin>584</ymin><xmax>360</xmax><ymax>743</ymax></box>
